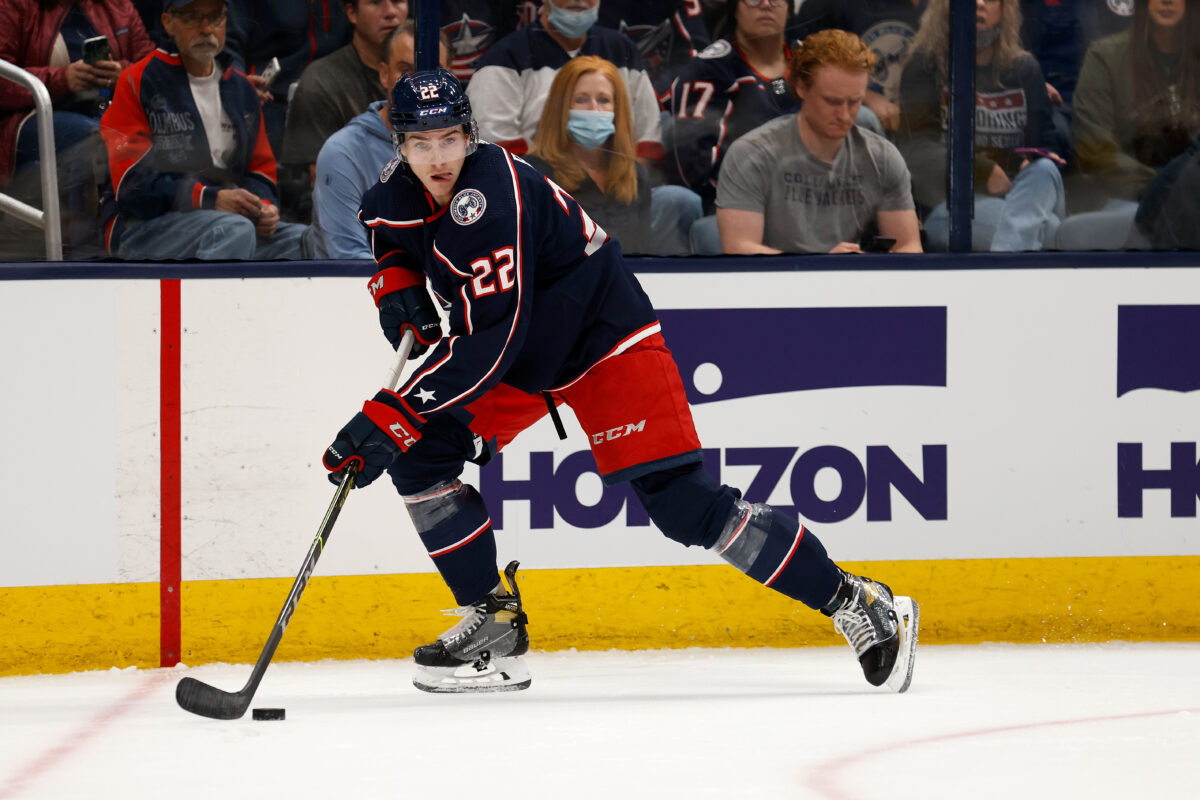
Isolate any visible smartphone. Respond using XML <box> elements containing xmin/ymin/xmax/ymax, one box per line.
<box><xmin>866</xmin><ymin>236</ymin><xmax>897</xmax><ymax>253</ymax></box>
<box><xmin>259</xmin><ymin>57</ymin><xmax>281</xmax><ymax>88</ymax></box>
<box><xmin>82</xmin><ymin>35</ymin><xmax>111</xmax><ymax>66</ymax></box>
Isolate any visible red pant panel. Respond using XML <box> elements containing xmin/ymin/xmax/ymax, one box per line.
<box><xmin>462</xmin><ymin>333</ymin><xmax>701</xmax><ymax>478</ymax></box>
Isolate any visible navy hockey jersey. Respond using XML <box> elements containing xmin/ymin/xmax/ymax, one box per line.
<box><xmin>358</xmin><ymin>143</ymin><xmax>660</xmax><ymax>422</ymax></box>
<box><xmin>599</xmin><ymin>0</ymin><xmax>711</xmax><ymax>101</ymax></box>
<box><xmin>667</xmin><ymin>37</ymin><xmax>798</xmax><ymax>202</ymax></box>
<box><xmin>440</xmin><ymin>0</ymin><xmax>524</xmax><ymax>84</ymax></box>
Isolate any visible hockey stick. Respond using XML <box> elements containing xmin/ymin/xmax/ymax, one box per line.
<box><xmin>176</xmin><ymin>330</ymin><xmax>416</xmax><ymax>719</ymax></box>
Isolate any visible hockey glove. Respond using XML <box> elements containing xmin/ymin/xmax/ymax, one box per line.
<box><xmin>322</xmin><ymin>390</ymin><xmax>426</xmax><ymax>487</ymax></box>
<box><xmin>368</xmin><ymin>267</ymin><xmax>441</xmax><ymax>356</ymax></box>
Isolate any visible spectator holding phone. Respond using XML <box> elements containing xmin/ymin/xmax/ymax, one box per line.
<box><xmin>899</xmin><ymin>0</ymin><xmax>1067</xmax><ymax>251</ymax></box>
<box><xmin>716</xmin><ymin>29</ymin><xmax>922</xmax><ymax>254</ymax></box>
<box><xmin>98</xmin><ymin>0</ymin><xmax>306</xmax><ymax>259</ymax></box>
<box><xmin>0</xmin><ymin>0</ymin><xmax>154</xmax><ymax>255</ymax></box>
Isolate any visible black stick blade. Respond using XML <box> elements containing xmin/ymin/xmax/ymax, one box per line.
<box><xmin>176</xmin><ymin>676</ymin><xmax>251</xmax><ymax>720</ymax></box>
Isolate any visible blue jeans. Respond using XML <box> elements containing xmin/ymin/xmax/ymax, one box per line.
<box><xmin>649</xmin><ymin>184</ymin><xmax>702</xmax><ymax>255</ymax></box>
<box><xmin>1053</xmin><ymin>199</ymin><xmax>1150</xmax><ymax>250</ymax></box>
<box><xmin>924</xmin><ymin>157</ymin><xmax>1066</xmax><ymax>251</ymax></box>
<box><xmin>15</xmin><ymin>110</ymin><xmax>99</xmax><ymax>166</ymax></box>
<box><xmin>117</xmin><ymin>210</ymin><xmax>307</xmax><ymax>260</ymax></box>
<box><xmin>15</xmin><ymin>111</ymin><xmax>106</xmax><ymax>252</ymax></box>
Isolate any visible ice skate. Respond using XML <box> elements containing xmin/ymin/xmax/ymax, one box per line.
<box><xmin>413</xmin><ymin>560</ymin><xmax>531</xmax><ymax>694</ymax></box>
<box><xmin>823</xmin><ymin>571</ymin><xmax>919</xmax><ymax>693</ymax></box>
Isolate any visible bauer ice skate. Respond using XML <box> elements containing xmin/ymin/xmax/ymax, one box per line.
<box><xmin>823</xmin><ymin>571</ymin><xmax>919</xmax><ymax>693</ymax></box>
<box><xmin>412</xmin><ymin>560</ymin><xmax>531</xmax><ymax>693</ymax></box>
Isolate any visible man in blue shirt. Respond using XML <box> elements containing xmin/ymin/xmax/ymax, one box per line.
<box><xmin>310</xmin><ymin>21</ymin><xmax>448</xmax><ymax>259</ymax></box>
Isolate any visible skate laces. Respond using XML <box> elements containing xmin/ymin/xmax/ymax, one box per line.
<box><xmin>437</xmin><ymin>604</ymin><xmax>487</xmax><ymax>646</ymax></box>
<box><xmin>831</xmin><ymin>580</ymin><xmax>892</xmax><ymax>657</ymax></box>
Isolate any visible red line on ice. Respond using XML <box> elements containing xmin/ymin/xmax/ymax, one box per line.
<box><xmin>0</xmin><ymin>672</ymin><xmax>172</xmax><ymax>799</ymax></box>
<box><xmin>805</xmin><ymin>705</ymin><xmax>1200</xmax><ymax>800</ymax></box>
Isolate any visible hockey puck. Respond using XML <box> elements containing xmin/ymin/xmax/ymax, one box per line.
<box><xmin>251</xmin><ymin>708</ymin><xmax>286</xmax><ymax>721</ymax></box>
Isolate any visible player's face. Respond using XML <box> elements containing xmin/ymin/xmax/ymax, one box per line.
<box><xmin>402</xmin><ymin>126</ymin><xmax>468</xmax><ymax>203</ymax></box>
<box><xmin>347</xmin><ymin>0</ymin><xmax>407</xmax><ymax>49</ymax></box>
<box><xmin>796</xmin><ymin>66</ymin><xmax>868</xmax><ymax>144</ymax></box>
<box><xmin>1148</xmin><ymin>0</ymin><xmax>1185</xmax><ymax>29</ymax></box>
<box><xmin>569</xmin><ymin>72</ymin><xmax>615</xmax><ymax>112</ymax></box>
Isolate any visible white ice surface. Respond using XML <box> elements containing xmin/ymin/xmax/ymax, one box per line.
<box><xmin>0</xmin><ymin>644</ymin><xmax>1196</xmax><ymax>799</ymax></box>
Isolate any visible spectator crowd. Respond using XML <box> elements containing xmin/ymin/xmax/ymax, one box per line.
<box><xmin>2</xmin><ymin>0</ymin><xmax>1199</xmax><ymax>260</ymax></box>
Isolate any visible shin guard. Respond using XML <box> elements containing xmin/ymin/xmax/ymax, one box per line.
<box><xmin>404</xmin><ymin>480</ymin><xmax>499</xmax><ymax>605</ymax></box>
<box><xmin>712</xmin><ymin>501</ymin><xmax>842</xmax><ymax>610</ymax></box>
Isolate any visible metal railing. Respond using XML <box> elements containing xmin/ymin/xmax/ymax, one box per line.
<box><xmin>0</xmin><ymin>60</ymin><xmax>63</xmax><ymax>261</ymax></box>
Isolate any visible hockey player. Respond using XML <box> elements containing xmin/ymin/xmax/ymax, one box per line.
<box><xmin>323</xmin><ymin>67</ymin><xmax>919</xmax><ymax>695</ymax></box>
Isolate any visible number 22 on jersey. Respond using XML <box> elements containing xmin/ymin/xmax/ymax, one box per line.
<box><xmin>463</xmin><ymin>174</ymin><xmax>607</xmax><ymax>301</ymax></box>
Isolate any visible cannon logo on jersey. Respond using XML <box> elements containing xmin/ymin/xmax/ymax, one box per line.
<box><xmin>698</xmin><ymin>40</ymin><xmax>731</xmax><ymax>59</ymax></box>
<box><xmin>451</xmin><ymin>188</ymin><xmax>486</xmax><ymax>225</ymax></box>
<box><xmin>1116</xmin><ymin>305</ymin><xmax>1200</xmax><ymax>518</ymax></box>
<box><xmin>380</xmin><ymin>158</ymin><xmax>401</xmax><ymax>183</ymax></box>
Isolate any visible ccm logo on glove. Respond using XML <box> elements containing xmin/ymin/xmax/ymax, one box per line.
<box><xmin>323</xmin><ymin>390</ymin><xmax>428</xmax><ymax>488</ymax></box>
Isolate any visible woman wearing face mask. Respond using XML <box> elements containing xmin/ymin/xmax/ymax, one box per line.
<box><xmin>465</xmin><ymin>0</ymin><xmax>665</xmax><ymax>164</ymax></box>
<box><xmin>525</xmin><ymin>56</ymin><xmax>655</xmax><ymax>254</ymax></box>
<box><xmin>898</xmin><ymin>0</ymin><xmax>1066</xmax><ymax>251</ymax></box>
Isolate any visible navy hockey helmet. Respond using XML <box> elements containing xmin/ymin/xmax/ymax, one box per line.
<box><xmin>389</xmin><ymin>67</ymin><xmax>479</xmax><ymax>162</ymax></box>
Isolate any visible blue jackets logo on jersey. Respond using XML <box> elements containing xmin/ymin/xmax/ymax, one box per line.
<box><xmin>451</xmin><ymin>188</ymin><xmax>487</xmax><ymax>225</ymax></box>
<box><xmin>380</xmin><ymin>158</ymin><xmax>401</xmax><ymax>183</ymax></box>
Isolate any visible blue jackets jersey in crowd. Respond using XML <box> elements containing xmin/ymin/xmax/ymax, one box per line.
<box><xmin>668</xmin><ymin>37</ymin><xmax>799</xmax><ymax>201</ymax></box>
<box><xmin>599</xmin><ymin>0</ymin><xmax>710</xmax><ymax>100</ymax></box>
<box><xmin>312</xmin><ymin>99</ymin><xmax>394</xmax><ymax>259</ymax></box>
<box><xmin>439</xmin><ymin>0</ymin><xmax>525</xmax><ymax>83</ymax></box>
<box><xmin>358</xmin><ymin>142</ymin><xmax>658</xmax><ymax>423</ymax></box>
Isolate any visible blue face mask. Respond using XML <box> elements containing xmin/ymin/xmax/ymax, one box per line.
<box><xmin>566</xmin><ymin>109</ymin><xmax>615</xmax><ymax>149</ymax></box>
<box><xmin>547</xmin><ymin>2</ymin><xmax>599</xmax><ymax>39</ymax></box>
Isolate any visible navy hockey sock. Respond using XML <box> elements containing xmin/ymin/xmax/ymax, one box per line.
<box><xmin>714</xmin><ymin>503</ymin><xmax>842</xmax><ymax>610</ymax></box>
<box><xmin>405</xmin><ymin>481</ymin><xmax>499</xmax><ymax>606</ymax></box>
<box><xmin>631</xmin><ymin>462</ymin><xmax>742</xmax><ymax>548</ymax></box>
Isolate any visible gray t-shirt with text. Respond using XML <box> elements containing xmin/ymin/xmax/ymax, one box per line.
<box><xmin>716</xmin><ymin>114</ymin><xmax>914</xmax><ymax>253</ymax></box>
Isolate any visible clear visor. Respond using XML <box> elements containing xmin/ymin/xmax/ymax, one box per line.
<box><xmin>394</xmin><ymin>127</ymin><xmax>475</xmax><ymax>165</ymax></box>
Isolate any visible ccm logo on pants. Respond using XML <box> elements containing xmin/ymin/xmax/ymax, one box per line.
<box><xmin>592</xmin><ymin>420</ymin><xmax>646</xmax><ymax>445</ymax></box>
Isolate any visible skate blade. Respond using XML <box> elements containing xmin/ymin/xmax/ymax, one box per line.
<box><xmin>884</xmin><ymin>596</ymin><xmax>919</xmax><ymax>693</ymax></box>
<box><xmin>413</xmin><ymin>657</ymin><xmax>531</xmax><ymax>694</ymax></box>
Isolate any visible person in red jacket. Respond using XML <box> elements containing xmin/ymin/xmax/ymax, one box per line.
<box><xmin>0</xmin><ymin>0</ymin><xmax>154</xmax><ymax>255</ymax></box>
<box><xmin>99</xmin><ymin>0</ymin><xmax>306</xmax><ymax>259</ymax></box>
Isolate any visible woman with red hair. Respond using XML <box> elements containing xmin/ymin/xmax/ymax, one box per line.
<box><xmin>527</xmin><ymin>55</ymin><xmax>690</xmax><ymax>255</ymax></box>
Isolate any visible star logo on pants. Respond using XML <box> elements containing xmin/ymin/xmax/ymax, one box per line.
<box><xmin>415</xmin><ymin>387</ymin><xmax>436</xmax><ymax>405</ymax></box>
